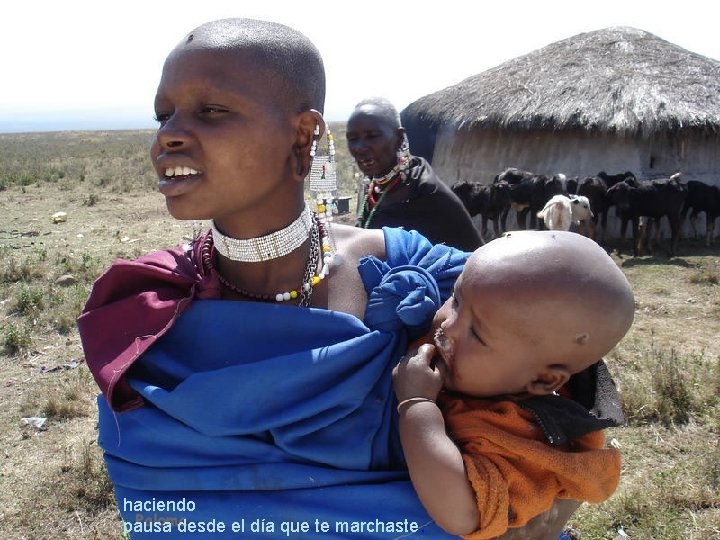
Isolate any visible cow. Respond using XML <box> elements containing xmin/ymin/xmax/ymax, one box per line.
<box><xmin>494</xmin><ymin>168</ymin><xmax>565</xmax><ymax>230</ymax></box>
<box><xmin>575</xmin><ymin>172</ymin><xmax>638</xmax><ymax>244</ymax></box>
<box><xmin>451</xmin><ymin>180</ymin><xmax>512</xmax><ymax>242</ymax></box>
<box><xmin>597</xmin><ymin>170</ymin><xmax>636</xmax><ymax>189</ymax></box>
<box><xmin>607</xmin><ymin>176</ymin><xmax>687</xmax><ymax>256</ymax></box>
<box><xmin>681</xmin><ymin>180</ymin><xmax>720</xmax><ymax>247</ymax></box>
<box><xmin>577</xmin><ymin>176</ymin><xmax>611</xmax><ymax>243</ymax></box>
<box><xmin>560</xmin><ymin>175</ymin><xmax>580</xmax><ymax>196</ymax></box>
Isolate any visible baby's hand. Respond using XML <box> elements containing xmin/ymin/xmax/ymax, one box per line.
<box><xmin>392</xmin><ymin>344</ymin><xmax>445</xmax><ymax>402</ymax></box>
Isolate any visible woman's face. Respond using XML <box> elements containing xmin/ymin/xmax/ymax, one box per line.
<box><xmin>149</xmin><ymin>47</ymin><xmax>298</xmax><ymax>227</ymax></box>
<box><xmin>346</xmin><ymin>106</ymin><xmax>403</xmax><ymax>178</ymax></box>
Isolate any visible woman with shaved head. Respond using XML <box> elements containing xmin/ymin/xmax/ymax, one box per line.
<box><xmin>77</xmin><ymin>19</ymin><xmax>626</xmax><ymax>539</ymax></box>
<box><xmin>78</xmin><ymin>17</ymin><xmax>469</xmax><ymax>538</ymax></box>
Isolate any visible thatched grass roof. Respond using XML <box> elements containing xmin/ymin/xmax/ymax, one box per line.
<box><xmin>402</xmin><ymin>27</ymin><xmax>720</xmax><ymax>136</ymax></box>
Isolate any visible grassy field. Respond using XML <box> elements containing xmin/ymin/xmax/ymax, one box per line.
<box><xmin>0</xmin><ymin>128</ymin><xmax>718</xmax><ymax>540</ymax></box>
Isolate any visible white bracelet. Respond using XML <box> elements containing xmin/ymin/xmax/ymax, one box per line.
<box><xmin>396</xmin><ymin>397</ymin><xmax>435</xmax><ymax>414</ymax></box>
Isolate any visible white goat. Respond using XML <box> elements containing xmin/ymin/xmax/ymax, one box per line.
<box><xmin>569</xmin><ymin>195</ymin><xmax>594</xmax><ymax>236</ymax></box>
<box><xmin>537</xmin><ymin>195</ymin><xmax>573</xmax><ymax>230</ymax></box>
<box><xmin>569</xmin><ymin>195</ymin><xmax>593</xmax><ymax>224</ymax></box>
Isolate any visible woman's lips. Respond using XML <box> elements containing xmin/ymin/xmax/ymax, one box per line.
<box><xmin>356</xmin><ymin>158</ymin><xmax>377</xmax><ymax>175</ymax></box>
<box><xmin>158</xmin><ymin>173</ymin><xmax>203</xmax><ymax>197</ymax></box>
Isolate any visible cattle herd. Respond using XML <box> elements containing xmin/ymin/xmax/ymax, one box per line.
<box><xmin>451</xmin><ymin>168</ymin><xmax>720</xmax><ymax>256</ymax></box>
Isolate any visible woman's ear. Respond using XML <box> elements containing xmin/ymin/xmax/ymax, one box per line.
<box><xmin>293</xmin><ymin>109</ymin><xmax>324</xmax><ymax>181</ymax></box>
<box><xmin>526</xmin><ymin>366</ymin><xmax>571</xmax><ymax>396</ymax></box>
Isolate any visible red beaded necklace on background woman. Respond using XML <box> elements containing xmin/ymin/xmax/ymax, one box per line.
<box><xmin>359</xmin><ymin>164</ymin><xmax>408</xmax><ymax>229</ymax></box>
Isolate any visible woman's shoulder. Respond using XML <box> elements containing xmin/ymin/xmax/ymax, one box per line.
<box><xmin>408</xmin><ymin>158</ymin><xmax>458</xmax><ymax>200</ymax></box>
<box><xmin>90</xmin><ymin>241</ymin><xmax>200</xmax><ymax>300</ymax></box>
<box><xmin>332</xmin><ymin>222</ymin><xmax>471</xmax><ymax>263</ymax></box>
<box><xmin>113</xmin><ymin>241</ymin><xmax>197</xmax><ymax>274</ymax></box>
<box><xmin>330</xmin><ymin>223</ymin><xmax>443</xmax><ymax>263</ymax></box>
<box><xmin>331</xmin><ymin>222</ymin><xmax>386</xmax><ymax>262</ymax></box>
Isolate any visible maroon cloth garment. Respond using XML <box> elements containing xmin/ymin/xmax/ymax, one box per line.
<box><xmin>77</xmin><ymin>234</ymin><xmax>221</xmax><ymax>412</ymax></box>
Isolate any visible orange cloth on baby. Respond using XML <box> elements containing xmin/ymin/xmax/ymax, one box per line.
<box><xmin>440</xmin><ymin>395</ymin><xmax>621</xmax><ymax>540</ymax></box>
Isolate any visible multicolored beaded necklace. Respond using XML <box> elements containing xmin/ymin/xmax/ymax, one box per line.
<box><xmin>201</xmin><ymin>213</ymin><xmax>333</xmax><ymax>307</ymax></box>
<box><xmin>359</xmin><ymin>171</ymin><xmax>406</xmax><ymax>229</ymax></box>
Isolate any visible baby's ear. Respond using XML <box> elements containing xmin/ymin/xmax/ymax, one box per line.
<box><xmin>293</xmin><ymin>109</ymin><xmax>324</xmax><ymax>181</ymax></box>
<box><xmin>526</xmin><ymin>366</ymin><xmax>571</xmax><ymax>396</ymax></box>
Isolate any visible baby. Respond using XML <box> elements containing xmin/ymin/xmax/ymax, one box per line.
<box><xmin>392</xmin><ymin>230</ymin><xmax>635</xmax><ymax>539</ymax></box>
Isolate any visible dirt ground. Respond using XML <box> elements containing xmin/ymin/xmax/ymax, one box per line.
<box><xmin>1</xmin><ymin>177</ymin><xmax>719</xmax><ymax>539</ymax></box>
<box><xmin>0</xmin><ymin>181</ymin><xmax>366</xmax><ymax>538</ymax></box>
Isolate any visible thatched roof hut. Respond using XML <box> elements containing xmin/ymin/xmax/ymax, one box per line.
<box><xmin>401</xmin><ymin>26</ymin><xmax>720</xmax><ymax>187</ymax></box>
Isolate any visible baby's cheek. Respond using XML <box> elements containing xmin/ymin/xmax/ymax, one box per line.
<box><xmin>431</xmin><ymin>307</ymin><xmax>446</xmax><ymax>328</ymax></box>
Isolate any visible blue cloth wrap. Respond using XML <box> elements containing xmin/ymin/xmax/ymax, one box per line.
<box><xmin>98</xmin><ymin>228</ymin><xmax>468</xmax><ymax>538</ymax></box>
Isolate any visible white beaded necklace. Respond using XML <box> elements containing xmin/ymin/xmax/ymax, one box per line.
<box><xmin>212</xmin><ymin>206</ymin><xmax>312</xmax><ymax>263</ymax></box>
<box><xmin>203</xmin><ymin>214</ymin><xmax>329</xmax><ymax>306</ymax></box>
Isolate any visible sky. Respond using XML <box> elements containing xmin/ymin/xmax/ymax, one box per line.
<box><xmin>2</xmin><ymin>0</ymin><xmax>719</xmax><ymax>133</ymax></box>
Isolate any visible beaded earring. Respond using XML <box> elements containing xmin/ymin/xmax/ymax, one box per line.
<box><xmin>307</xmin><ymin>123</ymin><xmax>336</xmax><ymax>268</ymax></box>
<box><xmin>309</xmin><ymin>124</ymin><xmax>337</xmax><ymax>217</ymax></box>
<box><xmin>396</xmin><ymin>133</ymin><xmax>411</xmax><ymax>168</ymax></box>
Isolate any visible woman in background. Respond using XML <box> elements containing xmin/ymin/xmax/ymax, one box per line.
<box><xmin>348</xmin><ymin>97</ymin><xmax>482</xmax><ymax>251</ymax></box>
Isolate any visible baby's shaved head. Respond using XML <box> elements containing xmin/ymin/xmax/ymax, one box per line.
<box><xmin>172</xmin><ymin>18</ymin><xmax>326</xmax><ymax>113</ymax></box>
<box><xmin>466</xmin><ymin>230</ymin><xmax>635</xmax><ymax>371</ymax></box>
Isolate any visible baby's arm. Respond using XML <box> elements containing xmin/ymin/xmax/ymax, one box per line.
<box><xmin>392</xmin><ymin>344</ymin><xmax>479</xmax><ymax>535</ymax></box>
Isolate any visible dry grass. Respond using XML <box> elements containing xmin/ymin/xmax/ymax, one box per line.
<box><xmin>567</xmin><ymin>246</ymin><xmax>720</xmax><ymax>539</ymax></box>
<box><xmin>0</xmin><ymin>129</ymin><xmax>718</xmax><ymax>539</ymax></box>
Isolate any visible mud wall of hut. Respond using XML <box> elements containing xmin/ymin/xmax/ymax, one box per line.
<box><xmin>430</xmin><ymin>125</ymin><xmax>720</xmax><ymax>237</ymax></box>
<box><xmin>431</xmin><ymin>126</ymin><xmax>719</xmax><ymax>185</ymax></box>
<box><xmin>643</xmin><ymin>131</ymin><xmax>720</xmax><ymax>185</ymax></box>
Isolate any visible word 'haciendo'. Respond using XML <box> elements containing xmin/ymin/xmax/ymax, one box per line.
<box><xmin>123</xmin><ymin>497</ymin><xmax>196</xmax><ymax>513</ymax></box>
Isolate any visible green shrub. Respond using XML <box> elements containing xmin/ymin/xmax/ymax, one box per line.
<box><xmin>83</xmin><ymin>193</ymin><xmax>100</xmax><ymax>206</ymax></box>
<box><xmin>689</xmin><ymin>261</ymin><xmax>719</xmax><ymax>285</ymax></box>
<box><xmin>51</xmin><ymin>284</ymin><xmax>89</xmax><ymax>334</ymax></box>
<box><xmin>13</xmin><ymin>285</ymin><xmax>45</xmax><ymax>316</ymax></box>
<box><xmin>652</xmin><ymin>349</ymin><xmax>693</xmax><ymax>426</ymax></box>
<box><xmin>2</xmin><ymin>321</ymin><xmax>31</xmax><ymax>354</ymax></box>
<box><xmin>0</xmin><ymin>254</ymin><xmax>34</xmax><ymax>283</ymax></box>
<box><xmin>622</xmin><ymin>348</ymin><xmax>717</xmax><ymax>427</ymax></box>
